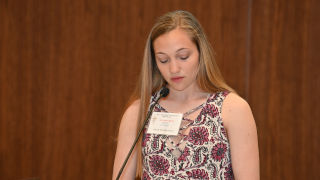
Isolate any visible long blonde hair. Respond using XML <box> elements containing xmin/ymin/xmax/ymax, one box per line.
<box><xmin>129</xmin><ymin>10</ymin><xmax>234</xmax><ymax>177</ymax></box>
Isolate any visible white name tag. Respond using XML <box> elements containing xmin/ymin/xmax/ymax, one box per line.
<box><xmin>147</xmin><ymin>112</ymin><xmax>183</xmax><ymax>135</ymax></box>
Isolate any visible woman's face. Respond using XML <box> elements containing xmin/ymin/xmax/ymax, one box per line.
<box><xmin>153</xmin><ymin>28</ymin><xmax>200</xmax><ymax>92</ymax></box>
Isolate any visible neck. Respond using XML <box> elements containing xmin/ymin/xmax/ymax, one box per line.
<box><xmin>166</xmin><ymin>85</ymin><xmax>208</xmax><ymax>102</ymax></box>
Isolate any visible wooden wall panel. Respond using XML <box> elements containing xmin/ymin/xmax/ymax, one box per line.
<box><xmin>3</xmin><ymin>0</ymin><xmax>319</xmax><ymax>179</ymax></box>
<box><xmin>249</xmin><ymin>0</ymin><xmax>320</xmax><ymax>179</ymax></box>
<box><xmin>0</xmin><ymin>0</ymin><xmax>248</xmax><ymax>179</ymax></box>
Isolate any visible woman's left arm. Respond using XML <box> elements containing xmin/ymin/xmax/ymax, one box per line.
<box><xmin>222</xmin><ymin>93</ymin><xmax>260</xmax><ymax>180</ymax></box>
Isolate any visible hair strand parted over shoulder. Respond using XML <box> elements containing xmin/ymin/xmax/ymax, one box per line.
<box><xmin>127</xmin><ymin>10</ymin><xmax>234</xmax><ymax>177</ymax></box>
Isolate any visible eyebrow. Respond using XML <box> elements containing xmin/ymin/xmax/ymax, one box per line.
<box><xmin>155</xmin><ymin>48</ymin><xmax>189</xmax><ymax>55</ymax></box>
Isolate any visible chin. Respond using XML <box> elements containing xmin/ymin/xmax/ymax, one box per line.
<box><xmin>167</xmin><ymin>80</ymin><xmax>196</xmax><ymax>91</ymax></box>
<box><xmin>168</xmin><ymin>85</ymin><xmax>188</xmax><ymax>91</ymax></box>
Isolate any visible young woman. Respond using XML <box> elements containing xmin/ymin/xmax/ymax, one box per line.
<box><xmin>113</xmin><ymin>10</ymin><xmax>259</xmax><ymax>179</ymax></box>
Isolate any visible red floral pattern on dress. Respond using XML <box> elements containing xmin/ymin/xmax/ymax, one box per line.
<box><xmin>177</xmin><ymin>147</ymin><xmax>190</xmax><ymax>162</ymax></box>
<box><xmin>186</xmin><ymin>169</ymin><xmax>209</xmax><ymax>179</ymax></box>
<box><xmin>221</xmin><ymin>125</ymin><xmax>227</xmax><ymax>137</ymax></box>
<box><xmin>149</xmin><ymin>155</ymin><xmax>170</xmax><ymax>175</ymax></box>
<box><xmin>211</xmin><ymin>142</ymin><xmax>227</xmax><ymax>161</ymax></box>
<box><xmin>203</xmin><ymin>104</ymin><xmax>219</xmax><ymax>118</ymax></box>
<box><xmin>188</xmin><ymin>127</ymin><xmax>209</xmax><ymax>145</ymax></box>
<box><xmin>224</xmin><ymin>164</ymin><xmax>234</xmax><ymax>180</ymax></box>
<box><xmin>142</xmin><ymin>171</ymin><xmax>151</xmax><ymax>180</ymax></box>
<box><xmin>142</xmin><ymin>92</ymin><xmax>234</xmax><ymax>179</ymax></box>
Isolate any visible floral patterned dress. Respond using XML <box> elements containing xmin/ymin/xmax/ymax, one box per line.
<box><xmin>142</xmin><ymin>91</ymin><xmax>234</xmax><ymax>180</ymax></box>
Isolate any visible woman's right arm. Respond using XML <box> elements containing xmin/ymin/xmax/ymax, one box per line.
<box><xmin>112</xmin><ymin>100</ymin><xmax>140</xmax><ymax>180</ymax></box>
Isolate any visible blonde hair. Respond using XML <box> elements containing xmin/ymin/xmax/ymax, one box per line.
<box><xmin>128</xmin><ymin>10</ymin><xmax>234</xmax><ymax>177</ymax></box>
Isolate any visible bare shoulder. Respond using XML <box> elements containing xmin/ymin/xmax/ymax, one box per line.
<box><xmin>221</xmin><ymin>92</ymin><xmax>254</xmax><ymax>128</ymax></box>
<box><xmin>120</xmin><ymin>99</ymin><xmax>141</xmax><ymax>129</ymax></box>
<box><xmin>113</xmin><ymin>99</ymin><xmax>141</xmax><ymax>179</ymax></box>
<box><xmin>123</xmin><ymin>100</ymin><xmax>140</xmax><ymax>119</ymax></box>
<box><xmin>221</xmin><ymin>93</ymin><xmax>259</xmax><ymax>179</ymax></box>
<box><xmin>223</xmin><ymin>92</ymin><xmax>251</xmax><ymax>111</ymax></box>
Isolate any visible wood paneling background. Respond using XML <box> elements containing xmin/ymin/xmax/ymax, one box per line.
<box><xmin>0</xmin><ymin>0</ymin><xmax>319</xmax><ymax>179</ymax></box>
<box><xmin>250</xmin><ymin>0</ymin><xmax>320</xmax><ymax>179</ymax></box>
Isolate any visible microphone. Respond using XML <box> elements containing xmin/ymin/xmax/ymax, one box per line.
<box><xmin>159</xmin><ymin>86</ymin><xmax>169</xmax><ymax>98</ymax></box>
<box><xmin>116</xmin><ymin>87</ymin><xmax>169</xmax><ymax>180</ymax></box>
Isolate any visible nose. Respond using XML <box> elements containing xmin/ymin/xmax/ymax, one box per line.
<box><xmin>169</xmin><ymin>60</ymin><xmax>180</xmax><ymax>74</ymax></box>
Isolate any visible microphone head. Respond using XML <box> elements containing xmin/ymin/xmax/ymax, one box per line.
<box><xmin>160</xmin><ymin>87</ymin><xmax>169</xmax><ymax>97</ymax></box>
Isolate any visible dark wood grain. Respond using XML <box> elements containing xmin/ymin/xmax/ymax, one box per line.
<box><xmin>1</xmin><ymin>0</ymin><xmax>319</xmax><ymax>179</ymax></box>
<box><xmin>249</xmin><ymin>0</ymin><xmax>320</xmax><ymax>179</ymax></box>
<box><xmin>0</xmin><ymin>0</ymin><xmax>248</xmax><ymax>179</ymax></box>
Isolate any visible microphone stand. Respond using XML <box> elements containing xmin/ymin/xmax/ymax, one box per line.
<box><xmin>116</xmin><ymin>88</ymin><xmax>169</xmax><ymax>180</ymax></box>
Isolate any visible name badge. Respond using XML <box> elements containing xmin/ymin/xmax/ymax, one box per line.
<box><xmin>147</xmin><ymin>112</ymin><xmax>183</xmax><ymax>136</ymax></box>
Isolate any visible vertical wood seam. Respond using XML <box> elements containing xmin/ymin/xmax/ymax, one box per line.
<box><xmin>245</xmin><ymin>0</ymin><xmax>253</xmax><ymax>100</ymax></box>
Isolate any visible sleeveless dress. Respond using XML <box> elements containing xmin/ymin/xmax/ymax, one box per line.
<box><xmin>142</xmin><ymin>91</ymin><xmax>234</xmax><ymax>180</ymax></box>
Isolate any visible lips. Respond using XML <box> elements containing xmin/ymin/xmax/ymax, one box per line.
<box><xmin>171</xmin><ymin>76</ymin><xmax>184</xmax><ymax>83</ymax></box>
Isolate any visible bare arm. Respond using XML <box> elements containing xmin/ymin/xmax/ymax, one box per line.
<box><xmin>112</xmin><ymin>100</ymin><xmax>140</xmax><ymax>180</ymax></box>
<box><xmin>222</xmin><ymin>93</ymin><xmax>260</xmax><ymax>180</ymax></box>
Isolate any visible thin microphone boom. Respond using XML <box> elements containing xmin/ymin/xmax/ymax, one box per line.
<box><xmin>116</xmin><ymin>87</ymin><xmax>169</xmax><ymax>180</ymax></box>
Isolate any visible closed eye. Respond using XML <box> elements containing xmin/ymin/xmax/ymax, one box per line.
<box><xmin>159</xmin><ymin>59</ymin><xmax>168</xmax><ymax>63</ymax></box>
<box><xmin>180</xmin><ymin>56</ymin><xmax>189</xmax><ymax>60</ymax></box>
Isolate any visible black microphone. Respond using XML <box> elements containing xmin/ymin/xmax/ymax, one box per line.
<box><xmin>116</xmin><ymin>87</ymin><xmax>169</xmax><ymax>180</ymax></box>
